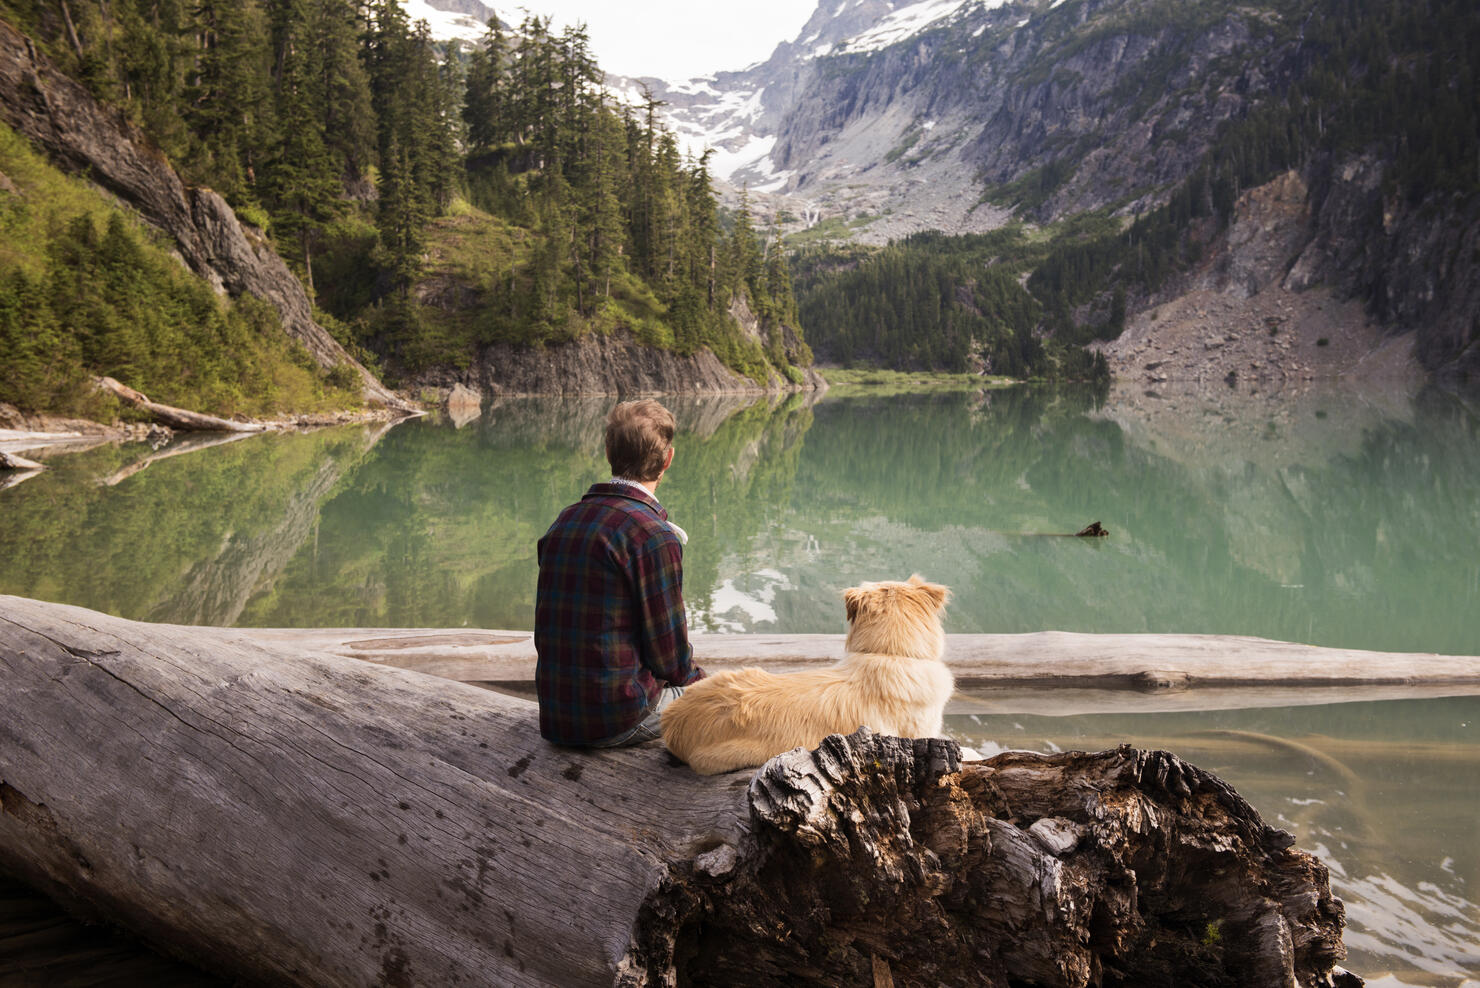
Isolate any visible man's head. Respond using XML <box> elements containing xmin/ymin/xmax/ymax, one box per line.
<box><xmin>606</xmin><ymin>399</ymin><xmax>676</xmax><ymax>482</ymax></box>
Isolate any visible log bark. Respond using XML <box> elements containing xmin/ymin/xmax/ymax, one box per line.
<box><xmin>0</xmin><ymin>596</ymin><xmax>1361</xmax><ymax>987</ymax></box>
<box><xmin>95</xmin><ymin>377</ymin><xmax>267</xmax><ymax>433</ymax></box>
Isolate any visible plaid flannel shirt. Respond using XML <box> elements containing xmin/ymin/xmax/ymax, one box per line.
<box><xmin>534</xmin><ymin>482</ymin><xmax>705</xmax><ymax>744</ymax></box>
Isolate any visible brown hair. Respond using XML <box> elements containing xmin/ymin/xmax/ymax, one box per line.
<box><xmin>605</xmin><ymin>399</ymin><xmax>676</xmax><ymax>481</ymax></box>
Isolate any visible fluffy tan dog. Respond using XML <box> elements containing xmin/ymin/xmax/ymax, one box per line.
<box><xmin>661</xmin><ymin>574</ymin><xmax>953</xmax><ymax>775</ymax></box>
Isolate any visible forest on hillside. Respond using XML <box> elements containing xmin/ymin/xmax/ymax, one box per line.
<box><xmin>0</xmin><ymin>0</ymin><xmax>806</xmax><ymax>413</ymax></box>
<box><xmin>792</xmin><ymin>0</ymin><xmax>1480</xmax><ymax>379</ymax></box>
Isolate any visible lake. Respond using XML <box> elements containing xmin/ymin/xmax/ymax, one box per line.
<box><xmin>2</xmin><ymin>380</ymin><xmax>1479</xmax><ymax>984</ymax></box>
<box><xmin>4</xmin><ymin>383</ymin><xmax>1480</xmax><ymax>651</ymax></box>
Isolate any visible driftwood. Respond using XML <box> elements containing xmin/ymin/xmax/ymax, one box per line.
<box><xmin>225</xmin><ymin>626</ymin><xmax>1480</xmax><ymax>692</ymax></box>
<box><xmin>0</xmin><ymin>596</ymin><xmax>1360</xmax><ymax>987</ymax></box>
<box><xmin>0</xmin><ymin>450</ymin><xmax>43</xmax><ymax>471</ymax></box>
<box><xmin>95</xmin><ymin>376</ymin><xmax>267</xmax><ymax>433</ymax></box>
<box><xmin>0</xmin><ymin>449</ymin><xmax>42</xmax><ymax>491</ymax></box>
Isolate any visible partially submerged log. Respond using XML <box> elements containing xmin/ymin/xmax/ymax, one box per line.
<box><xmin>224</xmin><ymin>625</ymin><xmax>1480</xmax><ymax>692</ymax></box>
<box><xmin>0</xmin><ymin>449</ymin><xmax>43</xmax><ymax>471</ymax></box>
<box><xmin>0</xmin><ymin>596</ymin><xmax>1361</xmax><ymax>987</ymax></box>
<box><xmin>96</xmin><ymin>377</ymin><xmax>267</xmax><ymax>433</ymax></box>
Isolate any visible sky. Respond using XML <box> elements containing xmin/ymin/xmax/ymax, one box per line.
<box><xmin>505</xmin><ymin>1</ymin><xmax>817</xmax><ymax>81</ymax></box>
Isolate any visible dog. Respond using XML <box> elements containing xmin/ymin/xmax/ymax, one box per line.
<box><xmin>661</xmin><ymin>574</ymin><xmax>953</xmax><ymax>775</ymax></box>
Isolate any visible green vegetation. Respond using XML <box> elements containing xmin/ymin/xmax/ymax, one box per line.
<box><xmin>817</xmin><ymin>367</ymin><xmax>1015</xmax><ymax>395</ymax></box>
<box><xmin>791</xmin><ymin>224</ymin><xmax>1112</xmax><ymax>381</ymax></box>
<box><xmin>786</xmin><ymin>212</ymin><xmax>881</xmax><ymax>248</ymax></box>
<box><xmin>0</xmin><ymin>123</ymin><xmax>357</xmax><ymax>416</ymax></box>
<box><xmin>0</xmin><ymin>0</ymin><xmax>807</xmax><ymax>413</ymax></box>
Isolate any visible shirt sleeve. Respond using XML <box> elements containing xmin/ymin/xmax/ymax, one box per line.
<box><xmin>632</xmin><ymin>530</ymin><xmax>705</xmax><ymax>687</ymax></box>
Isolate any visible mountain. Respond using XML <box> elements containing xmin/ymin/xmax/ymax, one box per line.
<box><xmin>637</xmin><ymin>0</ymin><xmax>1477</xmax><ymax>384</ymax></box>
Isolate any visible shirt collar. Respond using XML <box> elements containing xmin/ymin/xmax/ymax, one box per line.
<box><xmin>585</xmin><ymin>479</ymin><xmax>667</xmax><ymax>521</ymax></box>
<box><xmin>607</xmin><ymin>475</ymin><xmax>658</xmax><ymax>506</ymax></box>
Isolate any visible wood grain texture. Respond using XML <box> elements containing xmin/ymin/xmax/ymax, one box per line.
<box><xmin>0</xmin><ymin>596</ymin><xmax>1362</xmax><ymax>987</ymax></box>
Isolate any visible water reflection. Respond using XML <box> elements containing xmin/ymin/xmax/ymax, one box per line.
<box><xmin>1</xmin><ymin>382</ymin><xmax>1478</xmax><ymax>655</ymax></box>
<box><xmin>947</xmin><ymin>696</ymin><xmax>1480</xmax><ymax>987</ymax></box>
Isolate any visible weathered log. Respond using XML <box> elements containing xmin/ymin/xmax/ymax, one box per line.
<box><xmin>222</xmin><ymin>625</ymin><xmax>1480</xmax><ymax>691</ymax></box>
<box><xmin>0</xmin><ymin>596</ymin><xmax>1360</xmax><ymax>987</ymax></box>
<box><xmin>96</xmin><ymin>377</ymin><xmax>267</xmax><ymax>433</ymax></box>
<box><xmin>0</xmin><ymin>449</ymin><xmax>43</xmax><ymax>471</ymax></box>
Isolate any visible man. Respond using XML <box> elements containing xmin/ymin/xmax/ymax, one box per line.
<box><xmin>535</xmin><ymin>399</ymin><xmax>705</xmax><ymax>747</ymax></box>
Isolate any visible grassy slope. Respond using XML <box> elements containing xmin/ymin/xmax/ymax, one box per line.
<box><xmin>0</xmin><ymin>122</ymin><xmax>359</xmax><ymax>419</ymax></box>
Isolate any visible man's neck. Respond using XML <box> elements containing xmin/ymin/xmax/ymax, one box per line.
<box><xmin>611</xmin><ymin>475</ymin><xmax>660</xmax><ymax>497</ymax></box>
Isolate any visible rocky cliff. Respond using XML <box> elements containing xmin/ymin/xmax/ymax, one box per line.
<box><xmin>1102</xmin><ymin>156</ymin><xmax>1480</xmax><ymax>387</ymax></box>
<box><xmin>0</xmin><ymin>18</ymin><xmax>412</xmax><ymax>411</ymax></box>
<box><xmin>412</xmin><ymin>329</ymin><xmax>825</xmax><ymax>399</ymax></box>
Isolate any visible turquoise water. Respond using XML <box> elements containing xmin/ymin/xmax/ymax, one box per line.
<box><xmin>3</xmin><ymin>384</ymin><xmax>1478</xmax><ymax>654</ymax></box>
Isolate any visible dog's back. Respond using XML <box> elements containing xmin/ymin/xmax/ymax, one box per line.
<box><xmin>662</xmin><ymin>576</ymin><xmax>952</xmax><ymax>775</ymax></box>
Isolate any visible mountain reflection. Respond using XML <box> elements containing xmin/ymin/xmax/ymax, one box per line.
<box><xmin>1</xmin><ymin>383</ymin><xmax>1477</xmax><ymax>656</ymax></box>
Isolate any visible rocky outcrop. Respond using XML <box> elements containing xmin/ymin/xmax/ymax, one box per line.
<box><xmin>0</xmin><ymin>19</ymin><xmax>413</xmax><ymax>411</ymax></box>
<box><xmin>1290</xmin><ymin>153</ymin><xmax>1480</xmax><ymax>384</ymax></box>
<box><xmin>414</xmin><ymin>330</ymin><xmax>823</xmax><ymax>396</ymax></box>
<box><xmin>1102</xmin><ymin>160</ymin><xmax>1477</xmax><ymax>387</ymax></box>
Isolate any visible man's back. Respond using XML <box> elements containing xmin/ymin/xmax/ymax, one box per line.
<box><xmin>535</xmin><ymin>482</ymin><xmax>698</xmax><ymax>744</ymax></box>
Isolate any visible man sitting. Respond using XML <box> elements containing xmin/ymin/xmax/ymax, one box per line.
<box><xmin>534</xmin><ymin>399</ymin><xmax>705</xmax><ymax>747</ymax></box>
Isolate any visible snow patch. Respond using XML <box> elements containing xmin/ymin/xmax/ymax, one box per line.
<box><xmin>835</xmin><ymin>0</ymin><xmax>1007</xmax><ymax>53</ymax></box>
<box><xmin>752</xmin><ymin>168</ymin><xmax>796</xmax><ymax>193</ymax></box>
<box><xmin>667</xmin><ymin>76</ymin><xmax>721</xmax><ymax>97</ymax></box>
<box><xmin>399</xmin><ymin>0</ymin><xmax>489</xmax><ymax>43</ymax></box>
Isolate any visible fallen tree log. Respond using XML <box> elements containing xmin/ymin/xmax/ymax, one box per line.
<box><xmin>0</xmin><ymin>449</ymin><xmax>43</xmax><ymax>471</ymax></box>
<box><xmin>96</xmin><ymin>377</ymin><xmax>267</xmax><ymax>433</ymax></box>
<box><xmin>223</xmin><ymin>625</ymin><xmax>1480</xmax><ymax>690</ymax></box>
<box><xmin>0</xmin><ymin>596</ymin><xmax>1360</xmax><ymax>987</ymax></box>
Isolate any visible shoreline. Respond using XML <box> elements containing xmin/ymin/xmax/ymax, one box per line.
<box><xmin>0</xmin><ymin>407</ymin><xmax>422</xmax><ymax>458</ymax></box>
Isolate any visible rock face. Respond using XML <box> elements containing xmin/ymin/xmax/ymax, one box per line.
<box><xmin>0</xmin><ymin>20</ymin><xmax>412</xmax><ymax>411</ymax></box>
<box><xmin>649</xmin><ymin>0</ymin><xmax>1300</xmax><ymax>243</ymax></box>
<box><xmin>1100</xmin><ymin>161</ymin><xmax>1477</xmax><ymax>386</ymax></box>
<box><xmin>415</xmin><ymin>330</ymin><xmax>823</xmax><ymax>397</ymax></box>
<box><xmin>1292</xmin><ymin>154</ymin><xmax>1480</xmax><ymax>384</ymax></box>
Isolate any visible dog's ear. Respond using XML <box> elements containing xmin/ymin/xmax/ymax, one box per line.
<box><xmin>908</xmin><ymin>574</ymin><xmax>951</xmax><ymax>610</ymax></box>
<box><xmin>843</xmin><ymin>586</ymin><xmax>865</xmax><ymax>624</ymax></box>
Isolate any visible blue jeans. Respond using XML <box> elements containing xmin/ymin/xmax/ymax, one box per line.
<box><xmin>589</xmin><ymin>686</ymin><xmax>686</xmax><ymax>748</ymax></box>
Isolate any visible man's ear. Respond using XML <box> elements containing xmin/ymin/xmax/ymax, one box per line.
<box><xmin>662</xmin><ymin>446</ymin><xmax>675</xmax><ymax>473</ymax></box>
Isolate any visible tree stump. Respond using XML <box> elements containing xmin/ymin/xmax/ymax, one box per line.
<box><xmin>0</xmin><ymin>596</ymin><xmax>1360</xmax><ymax>987</ymax></box>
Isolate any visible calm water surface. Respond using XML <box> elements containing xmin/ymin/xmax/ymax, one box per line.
<box><xmin>3</xmin><ymin>382</ymin><xmax>1479</xmax><ymax>983</ymax></box>
<box><xmin>3</xmin><ymin>383</ymin><xmax>1478</xmax><ymax>651</ymax></box>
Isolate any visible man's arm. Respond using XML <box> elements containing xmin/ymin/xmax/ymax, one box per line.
<box><xmin>632</xmin><ymin>530</ymin><xmax>705</xmax><ymax>686</ymax></box>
